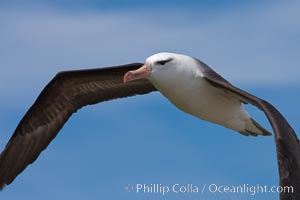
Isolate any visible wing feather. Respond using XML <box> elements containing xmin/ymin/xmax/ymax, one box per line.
<box><xmin>195</xmin><ymin>58</ymin><xmax>300</xmax><ymax>199</ymax></box>
<box><xmin>0</xmin><ymin>63</ymin><xmax>157</xmax><ymax>189</ymax></box>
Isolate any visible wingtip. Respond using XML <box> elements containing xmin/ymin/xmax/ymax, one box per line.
<box><xmin>0</xmin><ymin>183</ymin><xmax>6</xmax><ymax>191</ymax></box>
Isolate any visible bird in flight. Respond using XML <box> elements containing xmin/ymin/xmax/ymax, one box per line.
<box><xmin>0</xmin><ymin>52</ymin><xmax>277</xmax><ymax>190</ymax></box>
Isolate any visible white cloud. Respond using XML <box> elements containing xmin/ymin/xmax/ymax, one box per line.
<box><xmin>0</xmin><ymin>2</ymin><xmax>299</xmax><ymax>106</ymax></box>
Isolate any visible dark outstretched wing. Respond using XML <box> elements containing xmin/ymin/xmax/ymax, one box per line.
<box><xmin>195</xmin><ymin>59</ymin><xmax>300</xmax><ymax>199</ymax></box>
<box><xmin>0</xmin><ymin>63</ymin><xmax>157</xmax><ymax>189</ymax></box>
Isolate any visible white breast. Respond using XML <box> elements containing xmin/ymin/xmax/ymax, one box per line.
<box><xmin>146</xmin><ymin>52</ymin><xmax>267</xmax><ymax>135</ymax></box>
<box><xmin>150</xmin><ymin>64</ymin><xmax>249</xmax><ymax>131</ymax></box>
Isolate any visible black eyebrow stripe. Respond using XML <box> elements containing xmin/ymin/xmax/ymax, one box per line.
<box><xmin>156</xmin><ymin>58</ymin><xmax>173</xmax><ymax>65</ymax></box>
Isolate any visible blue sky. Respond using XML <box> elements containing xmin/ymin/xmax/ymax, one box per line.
<box><xmin>0</xmin><ymin>1</ymin><xmax>299</xmax><ymax>199</ymax></box>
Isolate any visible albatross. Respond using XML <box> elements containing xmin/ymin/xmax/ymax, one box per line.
<box><xmin>0</xmin><ymin>52</ymin><xmax>291</xmax><ymax>190</ymax></box>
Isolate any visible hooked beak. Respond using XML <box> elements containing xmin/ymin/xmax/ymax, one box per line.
<box><xmin>123</xmin><ymin>61</ymin><xmax>152</xmax><ymax>83</ymax></box>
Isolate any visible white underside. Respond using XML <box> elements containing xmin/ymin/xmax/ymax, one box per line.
<box><xmin>147</xmin><ymin>52</ymin><xmax>264</xmax><ymax>135</ymax></box>
<box><xmin>151</xmin><ymin>74</ymin><xmax>256</xmax><ymax>133</ymax></box>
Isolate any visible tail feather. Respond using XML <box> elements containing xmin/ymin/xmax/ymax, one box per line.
<box><xmin>239</xmin><ymin>118</ymin><xmax>272</xmax><ymax>137</ymax></box>
<box><xmin>250</xmin><ymin>118</ymin><xmax>272</xmax><ymax>136</ymax></box>
<box><xmin>239</xmin><ymin>129</ymin><xmax>258</xmax><ymax>137</ymax></box>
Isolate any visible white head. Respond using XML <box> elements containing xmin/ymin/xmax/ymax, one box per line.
<box><xmin>124</xmin><ymin>52</ymin><xmax>198</xmax><ymax>87</ymax></box>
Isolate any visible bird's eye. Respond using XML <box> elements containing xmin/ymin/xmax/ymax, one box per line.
<box><xmin>156</xmin><ymin>58</ymin><xmax>172</xmax><ymax>65</ymax></box>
